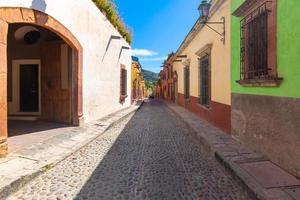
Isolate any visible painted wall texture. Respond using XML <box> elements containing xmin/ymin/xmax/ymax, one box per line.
<box><xmin>231</xmin><ymin>0</ymin><xmax>300</xmax><ymax>98</ymax></box>
<box><xmin>176</xmin><ymin>0</ymin><xmax>231</xmax><ymax>105</ymax></box>
<box><xmin>0</xmin><ymin>0</ymin><xmax>132</xmax><ymax>123</ymax></box>
<box><xmin>231</xmin><ymin>0</ymin><xmax>300</xmax><ymax>178</ymax></box>
<box><xmin>173</xmin><ymin>0</ymin><xmax>231</xmax><ymax>133</ymax></box>
<box><xmin>131</xmin><ymin>58</ymin><xmax>144</xmax><ymax>101</ymax></box>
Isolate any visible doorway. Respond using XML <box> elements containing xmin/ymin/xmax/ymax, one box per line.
<box><xmin>20</xmin><ymin>64</ymin><xmax>39</xmax><ymax>112</ymax></box>
<box><xmin>0</xmin><ymin>7</ymin><xmax>83</xmax><ymax>156</ymax></box>
<box><xmin>6</xmin><ymin>24</ymin><xmax>74</xmax><ymax>152</ymax></box>
<box><xmin>174</xmin><ymin>71</ymin><xmax>178</xmax><ymax>103</ymax></box>
<box><xmin>9</xmin><ymin>60</ymin><xmax>41</xmax><ymax>116</ymax></box>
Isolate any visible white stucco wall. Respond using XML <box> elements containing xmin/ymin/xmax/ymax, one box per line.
<box><xmin>0</xmin><ymin>0</ymin><xmax>132</xmax><ymax>123</ymax></box>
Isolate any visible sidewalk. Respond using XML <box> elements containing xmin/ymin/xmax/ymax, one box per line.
<box><xmin>163</xmin><ymin>100</ymin><xmax>300</xmax><ymax>200</ymax></box>
<box><xmin>0</xmin><ymin>102</ymin><xmax>143</xmax><ymax>199</ymax></box>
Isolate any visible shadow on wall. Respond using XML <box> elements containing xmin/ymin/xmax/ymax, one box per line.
<box><xmin>31</xmin><ymin>0</ymin><xmax>47</xmax><ymax>12</ymax></box>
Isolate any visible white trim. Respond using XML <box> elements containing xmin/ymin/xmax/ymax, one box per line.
<box><xmin>9</xmin><ymin>59</ymin><xmax>41</xmax><ymax>116</ymax></box>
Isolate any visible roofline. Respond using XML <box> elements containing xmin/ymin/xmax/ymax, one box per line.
<box><xmin>174</xmin><ymin>0</ymin><xmax>226</xmax><ymax>58</ymax></box>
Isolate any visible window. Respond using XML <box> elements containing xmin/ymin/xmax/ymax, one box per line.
<box><xmin>241</xmin><ymin>3</ymin><xmax>268</xmax><ymax>80</ymax></box>
<box><xmin>234</xmin><ymin>0</ymin><xmax>280</xmax><ymax>85</ymax></box>
<box><xmin>199</xmin><ymin>54</ymin><xmax>210</xmax><ymax>107</ymax></box>
<box><xmin>184</xmin><ymin>66</ymin><xmax>190</xmax><ymax>99</ymax></box>
<box><xmin>120</xmin><ymin>66</ymin><xmax>127</xmax><ymax>102</ymax></box>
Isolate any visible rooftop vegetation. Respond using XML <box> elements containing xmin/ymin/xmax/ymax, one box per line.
<box><xmin>92</xmin><ymin>0</ymin><xmax>132</xmax><ymax>44</ymax></box>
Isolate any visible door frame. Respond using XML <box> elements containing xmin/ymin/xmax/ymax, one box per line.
<box><xmin>0</xmin><ymin>8</ymin><xmax>84</xmax><ymax>156</ymax></box>
<box><xmin>9</xmin><ymin>59</ymin><xmax>41</xmax><ymax>116</ymax></box>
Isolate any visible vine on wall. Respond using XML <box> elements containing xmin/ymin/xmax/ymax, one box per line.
<box><xmin>92</xmin><ymin>0</ymin><xmax>132</xmax><ymax>44</ymax></box>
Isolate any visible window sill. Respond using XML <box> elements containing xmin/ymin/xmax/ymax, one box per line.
<box><xmin>236</xmin><ymin>78</ymin><xmax>283</xmax><ymax>87</ymax></box>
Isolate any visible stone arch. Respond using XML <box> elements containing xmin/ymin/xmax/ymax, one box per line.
<box><xmin>0</xmin><ymin>7</ymin><xmax>83</xmax><ymax>156</ymax></box>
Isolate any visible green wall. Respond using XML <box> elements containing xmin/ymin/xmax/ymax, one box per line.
<box><xmin>231</xmin><ymin>0</ymin><xmax>300</xmax><ymax>98</ymax></box>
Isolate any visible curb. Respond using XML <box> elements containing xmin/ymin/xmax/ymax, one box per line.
<box><xmin>215</xmin><ymin>152</ymin><xmax>265</xmax><ymax>200</ymax></box>
<box><xmin>0</xmin><ymin>102</ymin><xmax>143</xmax><ymax>200</ymax></box>
<box><xmin>162</xmin><ymin>100</ymin><xmax>299</xmax><ymax>200</ymax></box>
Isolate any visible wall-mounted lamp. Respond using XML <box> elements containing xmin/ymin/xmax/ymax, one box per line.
<box><xmin>177</xmin><ymin>55</ymin><xmax>187</xmax><ymax>58</ymax></box>
<box><xmin>173</xmin><ymin>60</ymin><xmax>183</xmax><ymax>63</ymax></box>
<box><xmin>198</xmin><ymin>0</ymin><xmax>225</xmax><ymax>44</ymax></box>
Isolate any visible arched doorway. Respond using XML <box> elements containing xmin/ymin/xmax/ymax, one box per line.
<box><xmin>0</xmin><ymin>8</ymin><xmax>83</xmax><ymax>156</ymax></box>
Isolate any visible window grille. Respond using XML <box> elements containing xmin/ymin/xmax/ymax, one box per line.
<box><xmin>240</xmin><ymin>2</ymin><xmax>270</xmax><ymax>80</ymax></box>
<box><xmin>199</xmin><ymin>54</ymin><xmax>210</xmax><ymax>107</ymax></box>
<box><xmin>120</xmin><ymin>68</ymin><xmax>127</xmax><ymax>96</ymax></box>
<box><xmin>184</xmin><ymin>66</ymin><xmax>190</xmax><ymax>99</ymax></box>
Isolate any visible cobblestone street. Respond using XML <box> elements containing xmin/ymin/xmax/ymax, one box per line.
<box><xmin>7</xmin><ymin>100</ymin><xmax>252</xmax><ymax>200</ymax></box>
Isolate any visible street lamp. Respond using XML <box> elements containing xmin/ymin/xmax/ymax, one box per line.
<box><xmin>198</xmin><ymin>0</ymin><xmax>211</xmax><ymax>21</ymax></box>
<box><xmin>198</xmin><ymin>0</ymin><xmax>225</xmax><ymax>44</ymax></box>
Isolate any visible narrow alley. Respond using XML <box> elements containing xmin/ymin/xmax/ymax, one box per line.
<box><xmin>7</xmin><ymin>100</ymin><xmax>252</xmax><ymax>200</ymax></box>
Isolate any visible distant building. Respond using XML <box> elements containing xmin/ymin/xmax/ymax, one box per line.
<box><xmin>131</xmin><ymin>56</ymin><xmax>146</xmax><ymax>101</ymax></box>
<box><xmin>160</xmin><ymin>53</ymin><xmax>176</xmax><ymax>101</ymax></box>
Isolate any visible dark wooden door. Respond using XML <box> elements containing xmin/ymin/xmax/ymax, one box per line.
<box><xmin>41</xmin><ymin>42</ymin><xmax>71</xmax><ymax>123</ymax></box>
<box><xmin>20</xmin><ymin>64</ymin><xmax>39</xmax><ymax>112</ymax></box>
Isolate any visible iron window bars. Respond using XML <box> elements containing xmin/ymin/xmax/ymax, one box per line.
<box><xmin>240</xmin><ymin>2</ymin><xmax>271</xmax><ymax>81</ymax></box>
<box><xmin>184</xmin><ymin>66</ymin><xmax>190</xmax><ymax>99</ymax></box>
<box><xmin>120</xmin><ymin>68</ymin><xmax>127</xmax><ymax>96</ymax></box>
<box><xmin>199</xmin><ymin>54</ymin><xmax>210</xmax><ymax>107</ymax></box>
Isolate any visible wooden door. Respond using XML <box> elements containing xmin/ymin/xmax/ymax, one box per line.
<box><xmin>41</xmin><ymin>42</ymin><xmax>71</xmax><ymax>123</ymax></box>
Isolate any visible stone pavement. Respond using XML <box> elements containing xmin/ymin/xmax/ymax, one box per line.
<box><xmin>8</xmin><ymin>120</ymin><xmax>71</xmax><ymax>153</ymax></box>
<box><xmin>163</xmin><ymin>100</ymin><xmax>300</xmax><ymax>200</ymax></box>
<box><xmin>0</xmin><ymin>102</ymin><xmax>142</xmax><ymax>200</ymax></box>
<box><xmin>7</xmin><ymin>100</ymin><xmax>251</xmax><ymax>200</ymax></box>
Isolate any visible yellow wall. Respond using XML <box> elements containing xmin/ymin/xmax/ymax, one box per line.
<box><xmin>173</xmin><ymin>0</ymin><xmax>231</xmax><ymax>105</ymax></box>
<box><xmin>131</xmin><ymin>62</ymin><xmax>138</xmax><ymax>90</ymax></box>
<box><xmin>131</xmin><ymin>62</ymin><xmax>141</xmax><ymax>91</ymax></box>
<box><xmin>131</xmin><ymin>61</ymin><xmax>146</xmax><ymax>99</ymax></box>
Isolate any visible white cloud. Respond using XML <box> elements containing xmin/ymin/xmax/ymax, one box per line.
<box><xmin>132</xmin><ymin>49</ymin><xmax>158</xmax><ymax>57</ymax></box>
<box><xmin>140</xmin><ymin>56</ymin><xmax>167</xmax><ymax>62</ymax></box>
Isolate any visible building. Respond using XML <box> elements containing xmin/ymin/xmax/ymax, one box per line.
<box><xmin>161</xmin><ymin>53</ymin><xmax>176</xmax><ymax>102</ymax></box>
<box><xmin>131</xmin><ymin>56</ymin><xmax>146</xmax><ymax>101</ymax></box>
<box><xmin>141</xmin><ymin>77</ymin><xmax>149</xmax><ymax>99</ymax></box>
<box><xmin>172</xmin><ymin>0</ymin><xmax>231</xmax><ymax>133</ymax></box>
<box><xmin>0</xmin><ymin>0</ymin><xmax>132</xmax><ymax>156</ymax></box>
<box><xmin>155</xmin><ymin>79</ymin><xmax>162</xmax><ymax>98</ymax></box>
<box><xmin>159</xmin><ymin>53</ymin><xmax>175</xmax><ymax>100</ymax></box>
<box><xmin>157</xmin><ymin>71</ymin><xmax>163</xmax><ymax>98</ymax></box>
<box><xmin>231</xmin><ymin>0</ymin><xmax>300</xmax><ymax>178</ymax></box>
<box><xmin>159</xmin><ymin>68</ymin><xmax>168</xmax><ymax>99</ymax></box>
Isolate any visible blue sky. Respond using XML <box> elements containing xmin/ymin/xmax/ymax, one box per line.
<box><xmin>114</xmin><ymin>0</ymin><xmax>201</xmax><ymax>73</ymax></box>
